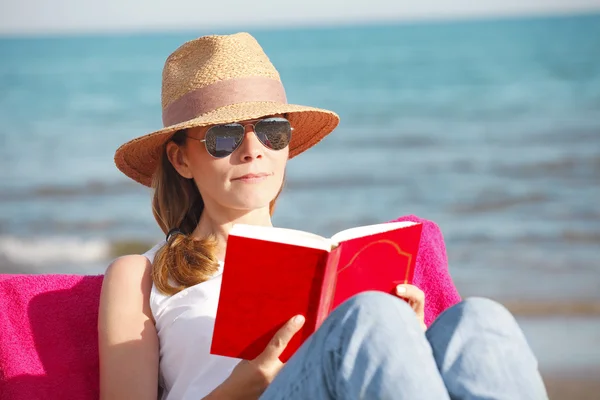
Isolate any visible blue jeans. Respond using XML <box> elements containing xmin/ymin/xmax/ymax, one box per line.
<box><xmin>260</xmin><ymin>292</ymin><xmax>548</xmax><ymax>400</ymax></box>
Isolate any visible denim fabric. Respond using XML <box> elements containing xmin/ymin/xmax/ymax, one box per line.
<box><xmin>260</xmin><ymin>292</ymin><xmax>548</xmax><ymax>400</ymax></box>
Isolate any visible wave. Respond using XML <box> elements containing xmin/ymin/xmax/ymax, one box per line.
<box><xmin>0</xmin><ymin>235</ymin><xmax>111</xmax><ymax>268</ymax></box>
<box><xmin>450</xmin><ymin>192</ymin><xmax>549</xmax><ymax>213</ymax></box>
<box><xmin>0</xmin><ymin>180</ymin><xmax>147</xmax><ymax>202</ymax></box>
<box><xmin>0</xmin><ymin>235</ymin><xmax>160</xmax><ymax>275</ymax></box>
<box><xmin>494</xmin><ymin>154</ymin><xmax>600</xmax><ymax>180</ymax></box>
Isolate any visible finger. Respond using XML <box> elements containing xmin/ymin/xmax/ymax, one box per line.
<box><xmin>395</xmin><ymin>284</ymin><xmax>425</xmax><ymax>315</ymax></box>
<box><xmin>256</xmin><ymin>315</ymin><xmax>305</xmax><ymax>363</ymax></box>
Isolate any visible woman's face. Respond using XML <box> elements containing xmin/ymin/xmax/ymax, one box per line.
<box><xmin>167</xmin><ymin>116</ymin><xmax>289</xmax><ymax>213</ymax></box>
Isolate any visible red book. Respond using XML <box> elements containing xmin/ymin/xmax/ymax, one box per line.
<box><xmin>210</xmin><ymin>221</ymin><xmax>423</xmax><ymax>362</ymax></box>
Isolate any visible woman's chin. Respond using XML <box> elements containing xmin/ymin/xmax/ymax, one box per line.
<box><xmin>229</xmin><ymin>197</ymin><xmax>273</xmax><ymax>213</ymax></box>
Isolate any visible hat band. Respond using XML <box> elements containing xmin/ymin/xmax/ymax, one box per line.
<box><xmin>162</xmin><ymin>76</ymin><xmax>288</xmax><ymax>127</ymax></box>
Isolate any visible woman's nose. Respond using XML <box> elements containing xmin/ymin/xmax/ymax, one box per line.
<box><xmin>237</xmin><ymin>124</ymin><xmax>264</xmax><ymax>160</ymax></box>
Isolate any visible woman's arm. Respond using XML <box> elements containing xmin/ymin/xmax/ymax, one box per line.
<box><xmin>98</xmin><ymin>255</ymin><xmax>160</xmax><ymax>400</ymax></box>
<box><xmin>202</xmin><ymin>315</ymin><xmax>306</xmax><ymax>400</ymax></box>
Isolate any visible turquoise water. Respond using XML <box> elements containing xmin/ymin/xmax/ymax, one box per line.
<box><xmin>0</xmin><ymin>14</ymin><xmax>599</xmax><ymax>302</ymax></box>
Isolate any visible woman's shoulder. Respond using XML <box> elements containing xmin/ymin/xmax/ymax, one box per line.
<box><xmin>141</xmin><ymin>241</ymin><xmax>167</xmax><ymax>264</ymax></box>
<box><xmin>100</xmin><ymin>253</ymin><xmax>156</xmax><ymax>323</ymax></box>
<box><xmin>102</xmin><ymin>241</ymin><xmax>166</xmax><ymax>292</ymax></box>
<box><xmin>104</xmin><ymin>254</ymin><xmax>151</xmax><ymax>278</ymax></box>
<box><xmin>103</xmin><ymin>254</ymin><xmax>153</xmax><ymax>296</ymax></box>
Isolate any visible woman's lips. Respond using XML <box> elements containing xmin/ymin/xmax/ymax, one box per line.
<box><xmin>231</xmin><ymin>173</ymin><xmax>270</xmax><ymax>183</ymax></box>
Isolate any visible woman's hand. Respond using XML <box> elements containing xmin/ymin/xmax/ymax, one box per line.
<box><xmin>395</xmin><ymin>284</ymin><xmax>427</xmax><ymax>331</ymax></box>
<box><xmin>212</xmin><ymin>315</ymin><xmax>305</xmax><ymax>400</ymax></box>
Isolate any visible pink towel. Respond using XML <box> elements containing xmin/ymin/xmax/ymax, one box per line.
<box><xmin>0</xmin><ymin>215</ymin><xmax>460</xmax><ymax>399</ymax></box>
<box><xmin>392</xmin><ymin>215</ymin><xmax>462</xmax><ymax>326</ymax></box>
<box><xmin>0</xmin><ymin>274</ymin><xmax>104</xmax><ymax>400</ymax></box>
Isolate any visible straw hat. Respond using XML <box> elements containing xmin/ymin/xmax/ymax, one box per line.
<box><xmin>114</xmin><ymin>32</ymin><xmax>340</xmax><ymax>187</ymax></box>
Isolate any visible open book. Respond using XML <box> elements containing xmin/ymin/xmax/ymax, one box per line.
<box><xmin>210</xmin><ymin>220</ymin><xmax>423</xmax><ymax>362</ymax></box>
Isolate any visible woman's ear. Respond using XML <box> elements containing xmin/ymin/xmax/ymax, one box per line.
<box><xmin>166</xmin><ymin>141</ymin><xmax>194</xmax><ymax>179</ymax></box>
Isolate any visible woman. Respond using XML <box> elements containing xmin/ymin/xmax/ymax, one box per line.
<box><xmin>98</xmin><ymin>32</ymin><xmax>548</xmax><ymax>400</ymax></box>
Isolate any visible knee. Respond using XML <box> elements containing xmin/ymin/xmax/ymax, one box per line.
<box><xmin>460</xmin><ymin>297</ymin><xmax>513</xmax><ymax>318</ymax></box>
<box><xmin>336</xmin><ymin>291</ymin><xmax>417</xmax><ymax>326</ymax></box>
<box><xmin>453</xmin><ymin>297</ymin><xmax>520</xmax><ymax>333</ymax></box>
<box><xmin>313</xmin><ymin>292</ymin><xmax>425</xmax><ymax>368</ymax></box>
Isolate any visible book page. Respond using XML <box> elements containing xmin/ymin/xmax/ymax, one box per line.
<box><xmin>330</xmin><ymin>221</ymin><xmax>418</xmax><ymax>244</ymax></box>
<box><xmin>230</xmin><ymin>224</ymin><xmax>333</xmax><ymax>251</ymax></box>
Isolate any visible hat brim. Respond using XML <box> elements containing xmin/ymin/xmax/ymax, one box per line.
<box><xmin>114</xmin><ymin>101</ymin><xmax>340</xmax><ymax>187</ymax></box>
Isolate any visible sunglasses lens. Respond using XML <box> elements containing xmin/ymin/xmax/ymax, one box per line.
<box><xmin>254</xmin><ymin>117</ymin><xmax>292</xmax><ymax>151</ymax></box>
<box><xmin>205</xmin><ymin>124</ymin><xmax>244</xmax><ymax>158</ymax></box>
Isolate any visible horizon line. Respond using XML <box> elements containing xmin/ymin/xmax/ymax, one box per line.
<box><xmin>1</xmin><ymin>7</ymin><xmax>599</xmax><ymax>39</ymax></box>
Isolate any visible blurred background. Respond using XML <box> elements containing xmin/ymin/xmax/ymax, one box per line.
<box><xmin>1</xmin><ymin>0</ymin><xmax>599</xmax><ymax>398</ymax></box>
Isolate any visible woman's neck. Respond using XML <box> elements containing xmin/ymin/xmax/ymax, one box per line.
<box><xmin>191</xmin><ymin>206</ymin><xmax>272</xmax><ymax>261</ymax></box>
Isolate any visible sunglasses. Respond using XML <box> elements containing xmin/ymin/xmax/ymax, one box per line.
<box><xmin>188</xmin><ymin>117</ymin><xmax>293</xmax><ymax>158</ymax></box>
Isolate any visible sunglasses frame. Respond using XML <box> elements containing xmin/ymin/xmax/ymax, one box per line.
<box><xmin>188</xmin><ymin>116</ymin><xmax>293</xmax><ymax>159</ymax></box>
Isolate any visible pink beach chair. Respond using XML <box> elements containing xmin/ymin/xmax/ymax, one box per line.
<box><xmin>0</xmin><ymin>274</ymin><xmax>103</xmax><ymax>400</ymax></box>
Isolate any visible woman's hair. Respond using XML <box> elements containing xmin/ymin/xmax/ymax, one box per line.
<box><xmin>150</xmin><ymin>129</ymin><xmax>284</xmax><ymax>296</ymax></box>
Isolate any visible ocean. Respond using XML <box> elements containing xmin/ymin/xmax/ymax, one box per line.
<box><xmin>1</xmin><ymin>13</ymin><xmax>599</xmax><ymax>374</ymax></box>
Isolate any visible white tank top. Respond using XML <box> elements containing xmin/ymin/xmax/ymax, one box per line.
<box><xmin>143</xmin><ymin>242</ymin><xmax>241</xmax><ymax>400</ymax></box>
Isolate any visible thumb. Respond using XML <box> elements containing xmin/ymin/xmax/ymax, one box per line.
<box><xmin>256</xmin><ymin>315</ymin><xmax>305</xmax><ymax>363</ymax></box>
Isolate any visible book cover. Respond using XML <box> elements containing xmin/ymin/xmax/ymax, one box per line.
<box><xmin>210</xmin><ymin>221</ymin><xmax>423</xmax><ymax>362</ymax></box>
